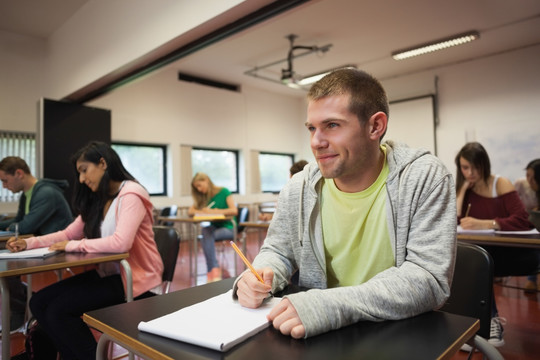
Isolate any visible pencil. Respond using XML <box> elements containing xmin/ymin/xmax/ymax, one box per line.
<box><xmin>229</xmin><ymin>241</ymin><xmax>264</xmax><ymax>284</ymax></box>
<box><xmin>465</xmin><ymin>203</ymin><xmax>471</xmax><ymax>217</ymax></box>
<box><xmin>207</xmin><ymin>201</ymin><xmax>215</xmax><ymax>209</ymax></box>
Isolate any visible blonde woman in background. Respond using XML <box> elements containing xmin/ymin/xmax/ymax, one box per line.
<box><xmin>188</xmin><ymin>172</ymin><xmax>238</xmax><ymax>282</ymax></box>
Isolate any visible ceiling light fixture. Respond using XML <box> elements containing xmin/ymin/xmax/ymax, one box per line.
<box><xmin>391</xmin><ymin>31</ymin><xmax>480</xmax><ymax>60</ymax></box>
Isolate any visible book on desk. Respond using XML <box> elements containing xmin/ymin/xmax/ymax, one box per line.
<box><xmin>193</xmin><ymin>213</ymin><xmax>226</xmax><ymax>221</ymax></box>
<box><xmin>0</xmin><ymin>247</ymin><xmax>60</xmax><ymax>259</ymax></box>
<box><xmin>138</xmin><ymin>289</ymin><xmax>281</xmax><ymax>352</ymax></box>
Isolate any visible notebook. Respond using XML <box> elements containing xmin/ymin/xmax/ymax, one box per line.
<box><xmin>0</xmin><ymin>248</ymin><xmax>60</xmax><ymax>259</ymax></box>
<box><xmin>193</xmin><ymin>213</ymin><xmax>226</xmax><ymax>220</ymax></box>
<box><xmin>138</xmin><ymin>290</ymin><xmax>281</xmax><ymax>352</ymax></box>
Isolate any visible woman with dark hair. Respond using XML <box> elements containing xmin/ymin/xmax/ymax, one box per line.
<box><xmin>7</xmin><ymin>141</ymin><xmax>163</xmax><ymax>360</ymax></box>
<box><xmin>526</xmin><ymin>159</ymin><xmax>540</xmax><ymax>209</ymax></box>
<box><xmin>455</xmin><ymin>142</ymin><xmax>536</xmax><ymax>349</ymax></box>
<box><xmin>523</xmin><ymin>159</ymin><xmax>540</xmax><ymax>292</ymax></box>
<box><xmin>188</xmin><ymin>172</ymin><xmax>237</xmax><ymax>282</ymax></box>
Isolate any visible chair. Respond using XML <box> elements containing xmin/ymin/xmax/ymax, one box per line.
<box><xmin>159</xmin><ymin>205</ymin><xmax>178</xmax><ymax>227</ymax></box>
<box><xmin>439</xmin><ymin>242</ymin><xmax>503</xmax><ymax>360</ymax></box>
<box><xmin>152</xmin><ymin>225</ymin><xmax>181</xmax><ymax>294</ymax></box>
<box><xmin>216</xmin><ymin>206</ymin><xmax>250</xmax><ymax>276</ymax></box>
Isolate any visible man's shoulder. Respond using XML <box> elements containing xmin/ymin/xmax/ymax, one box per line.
<box><xmin>36</xmin><ymin>178</ymin><xmax>69</xmax><ymax>191</ymax></box>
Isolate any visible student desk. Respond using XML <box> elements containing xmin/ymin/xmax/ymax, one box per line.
<box><xmin>0</xmin><ymin>252</ymin><xmax>131</xmax><ymax>360</ymax></box>
<box><xmin>458</xmin><ymin>231</ymin><xmax>540</xmax><ymax>249</ymax></box>
<box><xmin>156</xmin><ymin>215</ymin><xmax>237</xmax><ymax>279</ymax></box>
<box><xmin>85</xmin><ymin>277</ymin><xmax>479</xmax><ymax>360</ymax></box>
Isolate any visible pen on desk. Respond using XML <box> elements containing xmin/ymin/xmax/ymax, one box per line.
<box><xmin>207</xmin><ymin>201</ymin><xmax>215</xmax><ymax>209</ymax></box>
<box><xmin>230</xmin><ymin>241</ymin><xmax>265</xmax><ymax>284</ymax></box>
<box><xmin>465</xmin><ymin>203</ymin><xmax>471</xmax><ymax>217</ymax></box>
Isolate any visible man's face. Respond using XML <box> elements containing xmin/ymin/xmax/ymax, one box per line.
<box><xmin>0</xmin><ymin>169</ymin><xmax>24</xmax><ymax>193</ymax></box>
<box><xmin>306</xmin><ymin>94</ymin><xmax>372</xmax><ymax>189</ymax></box>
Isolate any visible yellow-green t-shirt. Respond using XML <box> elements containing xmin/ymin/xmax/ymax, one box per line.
<box><xmin>322</xmin><ymin>146</ymin><xmax>393</xmax><ymax>287</ymax></box>
<box><xmin>24</xmin><ymin>185</ymin><xmax>35</xmax><ymax>214</ymax></box>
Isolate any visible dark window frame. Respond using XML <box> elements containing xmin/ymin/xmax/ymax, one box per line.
<box><xmin>111</xmin><ymin>141</ymin><xmax>167</xmax><ymax>196</ymax></box>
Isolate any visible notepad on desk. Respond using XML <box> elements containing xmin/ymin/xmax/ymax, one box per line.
<box><xmin>193</xmin><ymin>213</ymin><xmax>226</xmax><ymax>220</ymax></box>
<box><xmin>0</xmin><ymin>247</ymin><xmax>59</xmax><ymax>259</ymax></box>
<box><xmin>138</xmin><ymin>290</ymin><xmax>281</xmax><ymax>352</ymax></box>
<box><xmin>457</xmin><ymin>225</ymin><xmax>495</xmax><ymax>234</ymax></box>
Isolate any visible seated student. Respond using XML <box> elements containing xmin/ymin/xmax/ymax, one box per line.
<box><xmin>7</xmin><ymin>141</ymin><xmax>164</xmax><ymax>360</ymax></box>
<box><xmin>258</xmin><ymin>160</ymin><xmax>309</xmax><ymax>221</ymax></box>
<box><xmin>188</xmin><ymin>172</ymin><xmax>238</xmax><ymax>282</ymax></box>
<box><xmin>520</xmin><ymin>159</ymin><xmax>540</xmax><ymax>292</ymax></box>
<box><xmin>455</xmin><ymin>142</ymin><xmax>537</xmax><ymax>347</ymax></box>
<box><xmin>234</xmin><ymin>69</ymin><xmax>457</xmax><ymax>340</ymax></box>
<box><xmin>0</xmin><ymin>156</ymin><xmax>72</xmax><ymax>332</ymax></box>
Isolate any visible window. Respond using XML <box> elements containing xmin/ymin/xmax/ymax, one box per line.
<box><xmin>111</xmin><ymin>142</ymin><xmax>167</xmax><ymax>196</ymax></box>
<box><xmin>0</xmin><ymin>131</ymin><xmax>36</xmax><ymax>202</ymax></box>
<box><xmin>259</xmin><ymin>152</ymin><xmax>294</xmax><ymax>193</ymax></box>
<box><xmin>191</xmin><ymin>147</ymin><xmax>239</xmax><ymax>193</ymax></box>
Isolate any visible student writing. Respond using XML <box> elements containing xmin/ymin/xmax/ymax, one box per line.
<box><xmin>7</xmin><ymin>141</ymin><xmax>164</xmax><ymax>360</ymax></box>
<box><xmin>233</xmin><ymin>69</ymin><xmax>457</xmax><ymax>339</ymax></box>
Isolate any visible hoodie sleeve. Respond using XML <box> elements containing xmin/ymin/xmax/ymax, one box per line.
<box><xmin>65</xmin><ymin>192</ymin><xmax>146</xmax><ymax>253</ymax></box>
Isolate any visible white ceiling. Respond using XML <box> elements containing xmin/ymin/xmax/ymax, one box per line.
<box><xmin>2</xmin><ymin>0</ymin><xmax>540</xmax><ymax>98</ymax></box>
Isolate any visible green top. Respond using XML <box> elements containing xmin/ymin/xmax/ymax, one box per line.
<box><xmin>209</xmin><ymin>187</ymin><xmax>233</xmax><ymax>229</ymax></box>
<box><xmin>322</xmin><ymin>145</ymin><xmax>393</xmax><ymax>287</ymax></box>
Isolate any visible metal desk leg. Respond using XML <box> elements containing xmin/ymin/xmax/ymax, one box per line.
<box><xmin>120</xmin><ymin>259</ymin><xmax>133</xmax><ymax>302</ymax></box>
<box><xmin>26</xmin><ymin>274</ymin><xmax>33</xmax><ymax>321</ymax></box>
<box><xmin>0</xmin><ymin>277</ymin><xmax>11</xmax><ymax>360</ymax></box>
<box><xmin>192</xmin><ymin>223</ymin><xmax>198</xmax><ymax>282</ymax></box>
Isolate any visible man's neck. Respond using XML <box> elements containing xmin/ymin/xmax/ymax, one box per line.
<box><xmin>334</xmin><ymin>147</ymin><xmax>385</xmax><ymax>193</ymax></box>
<box><xmin>22</xmin><ymin>175</ymin><xmax>38</xmax><ymax>192</ymax></box>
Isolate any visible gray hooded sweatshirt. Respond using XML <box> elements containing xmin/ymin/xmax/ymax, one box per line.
<box><xmin>235</xmin><ymin>141</ymin><xmax>457</xmax><ymax>338</ymax></box>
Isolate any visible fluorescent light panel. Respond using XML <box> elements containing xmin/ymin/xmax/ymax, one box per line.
<box><xmin>392</xmin><ymin>31</ymin><xmax>480</xmax><ymax>60</ymax></box>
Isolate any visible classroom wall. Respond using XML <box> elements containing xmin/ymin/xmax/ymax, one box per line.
<box><xmin>382</xmin><ymin>44</ymin><xmax>540</xmax><ymax>183</ymax></box>
<box><xmin>86</xmin><ymin>66</ymin><xmax>309</xmax><ymax>208</ymax></box>
<box><xmin>0</xmin><ymin>30</ymin><xmax>46</xmax><ymax>132</ymax></box>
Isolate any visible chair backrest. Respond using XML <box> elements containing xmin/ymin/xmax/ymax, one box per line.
<box><xmin>159</xmin><ymin>205</ymin><xmax>178</xmax><ymax>226</ymax></box>
<box><xmin>237</xmin><ymin>206</ymin><xmax>250</xmax><ymax>233</ymax></box>
<box><xmin>440</xmin><ymin>242</ymin><xmax>494</xmax><ymax>338</ymax></box>
<box><xmin>152</xmin><ymin>225</ymin><xmax>181</xmax><ymax>293</ymax></box>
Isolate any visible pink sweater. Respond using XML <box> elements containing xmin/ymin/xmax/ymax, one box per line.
<box><xmin>26</xmin><ymin>181</ymin><xmax>164</xmax><ymax>298</ymax></box>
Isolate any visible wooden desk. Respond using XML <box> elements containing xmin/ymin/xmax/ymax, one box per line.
<box><xmin>85</xmin><ymin>278</ymin><xmax>479</xmax><ymax>360</ymax></box>
<box><xmin>157</xmin><ymin>215</ymin><xmax>238</xmax><ymax>279</ymax></box>
<box><xmin>458</xmin><ymin>231</ymin><xmax>540</xmax><ymax>249</ymax></box>
<box><xmin>0</xmin><ymin>252</ymin><xmax>131</xmax><ymax>359</ymax></box>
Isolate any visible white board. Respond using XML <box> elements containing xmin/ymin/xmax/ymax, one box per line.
<box><xmin>385</xmin><ymin>96</ymin><xmax>436</xmax><ymax>155</ymax></box>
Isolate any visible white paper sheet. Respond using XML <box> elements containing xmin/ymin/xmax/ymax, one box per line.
<box><xmin>457</xmin><ymin>226</ymin><xmax>495</xmax><ymax>234</ymax></box>
<box><xmin>138</xmin><ymin>290</ymin><xmax>281</xmax><ymax>352</ymax></box>
<box><xmin>0</xmin><ymin>247</ymin><xmax>59</xmax><ymax>259</ymax></box>
<box><xmin>495</xmin><ymin>229</ymin><xmax>540</xmax><ymax>235</ymax></box>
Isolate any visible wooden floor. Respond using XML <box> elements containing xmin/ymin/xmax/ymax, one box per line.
<box><xmin>2</xmin><ymin>229</ymin><xmax>539</xmax><ymax>359</ymax></box>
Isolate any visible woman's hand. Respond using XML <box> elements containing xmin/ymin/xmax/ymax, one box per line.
<box><xmin>6</xmin><ymin>238</ymin><xmax>28</xmax><ymax>252</ymax></box>
<box><xmin>459</xmin><ymin>217</ymin><xmax>494</xmax><ymax>230</ymax></box>
<box><xmin>49</xmin><ymin>241</ymin><xmax>69</xmax><ymax>251</ymax></box>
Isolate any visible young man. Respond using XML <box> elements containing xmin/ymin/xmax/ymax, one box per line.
<box><xmin>234</xmin><ymin>69</ymin><xmax>456</xmax><ymax>339</ymax></box>
<box><xmin>0</xmin><ymin>156</ymin><xmax>73</xmax><ymax>331</ymax></box>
